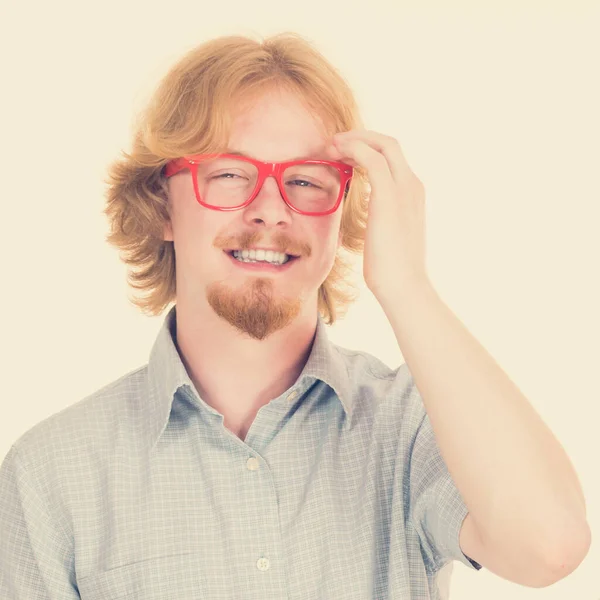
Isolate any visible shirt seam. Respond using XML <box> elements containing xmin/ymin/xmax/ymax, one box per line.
<box><xmin>333</xmin><ymin>346</ymin><xmax>397</xmax><ymax>383</ymax></box>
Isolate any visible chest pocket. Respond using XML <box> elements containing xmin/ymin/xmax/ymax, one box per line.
<box><xmin>77</xmin><ymin>552</ymin><xmax>208</xmax><ymax>599</ymax></box>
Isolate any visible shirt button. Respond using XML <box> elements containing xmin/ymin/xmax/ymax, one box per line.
<box><xmin>287</xmin><ymin>390</ymin><xmax>298</xmax><ymax>401</ymax></box>
<box><xmin>246</xmin><ymin>457</ymin><xmax>260</xmax><ymax>471</ymax></box>
<box><xmin>256</xmin><ymin>557</ymin><xmax>270</xmax><ymax>571</ymax></box>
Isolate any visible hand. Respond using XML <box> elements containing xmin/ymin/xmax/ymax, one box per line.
<box><xmin>329</xmin><ymin>128</ymin><xmax>431</xmax><ymax>301</ymax></box>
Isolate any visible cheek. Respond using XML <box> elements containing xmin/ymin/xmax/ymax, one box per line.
<box><xmin>170</xmin><ymin>212</ymin><xmax>220</xmax><ymax>268</ymax></box>
<box><xmin>310</xmin><ymin>223</ymin><xmax>341</xmax><ymax>268</ymax></box>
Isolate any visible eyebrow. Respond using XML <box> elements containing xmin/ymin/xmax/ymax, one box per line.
<box><xmin>226</xmin><ymin>149</ymin><xmax>329</xmax><ymax>161</ymax></box>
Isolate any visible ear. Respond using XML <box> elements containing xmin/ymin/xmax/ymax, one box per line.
<box><xmin>163</xmin><ymin>220</ymin><xmax>174</xmax><ymax>241</ymax></box>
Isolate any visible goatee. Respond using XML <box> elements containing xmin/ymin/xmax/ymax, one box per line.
<box><xmin>206</xmin><ymin>276</ymin><xmax>302</xmax><ymax>340</ymax></box>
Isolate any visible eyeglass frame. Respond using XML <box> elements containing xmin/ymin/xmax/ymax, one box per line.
<box><xmin>163</xmin><ymin>153</ymin><xmax>354</xmax><ymax>216</ymax></box>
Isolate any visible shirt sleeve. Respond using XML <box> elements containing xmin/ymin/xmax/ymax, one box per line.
<box><xmin>408</xmin><ymin>410</ymin><xmax>483</xmax><ymax>574</ymax></box>
<box><xmin>0</xmin><ymin>444</ymin><xmax>80</xmax><ymax>599</ymax></box>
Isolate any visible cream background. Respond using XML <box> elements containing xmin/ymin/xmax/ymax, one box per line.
<box><xmin>1</xmin><ymin>1</ymin><xmax>598</xmax><ymax>597</ymax></box>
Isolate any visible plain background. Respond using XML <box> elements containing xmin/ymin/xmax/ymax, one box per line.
<box><xmin>1</xmin><ymin>0</ymin><xmax>598</xmax><ymax>597</ymax></box>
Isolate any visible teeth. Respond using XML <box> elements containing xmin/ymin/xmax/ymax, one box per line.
<box><xmin>232</xmin><ymin>249</ymin><xmax>290</xmax><ymax>264</ymax></box>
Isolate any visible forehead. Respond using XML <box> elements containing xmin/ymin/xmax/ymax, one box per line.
<box><xmin>227</xmin><ymin>89</ymin><xmax>330</xmax><ymax>160</ymax></box>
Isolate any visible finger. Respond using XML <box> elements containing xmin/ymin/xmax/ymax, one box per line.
<box><xmin>335</xmin><ymin>137</ymin><xmax>396</xmax><ymax>202</ymax></box>
<box><xmin>322</xmin><ymin>143</ymin><xmax>346</xmax><ymax>162</ymax></box>
<box><xmin>336</xmin><ymin>129</ymin><xmax>417</xmax><ymax>187</ymax></box>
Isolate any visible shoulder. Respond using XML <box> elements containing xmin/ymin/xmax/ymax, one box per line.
<box><xmin>332</xmin><ymin>343</ymin><xmax>427</xmax><ymax>429</ymax></box>
<box><xmin>7</xmin><ymin>365</ymin><xmax>148</xmax><ymax>473</ymax></box>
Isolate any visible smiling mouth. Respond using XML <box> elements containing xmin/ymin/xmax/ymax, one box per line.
<box><xmin>224</xmin><ymin>250</ymin><xmax>301</xmax><ymax>265</ymax></box>
<box><xmin>224</xmin><ymin>250</ymin><xmax>300</xmax><ymax>259</ymax></box>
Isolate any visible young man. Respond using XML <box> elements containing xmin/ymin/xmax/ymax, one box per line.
<box><xmin>0</xmin><ymin>33</ymin><xmax>589</xmax><ymax>599</ymax></box>
<box><xmin>160</xmin><ymin>85</ymin><xmax>349</xmax><ymax>444</ymax></box>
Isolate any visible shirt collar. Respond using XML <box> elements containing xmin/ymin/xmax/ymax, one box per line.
<box><xmin>144</xmin><ymin>304</ymin><xmax>353</xmax><ymax>452</ymax></box>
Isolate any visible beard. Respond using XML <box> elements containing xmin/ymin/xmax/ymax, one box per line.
<box><xmin>206</xmin><ymin>275</ymin><xmax>302</xmax><ymax>341</ymax></box>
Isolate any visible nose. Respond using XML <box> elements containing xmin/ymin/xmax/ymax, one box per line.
<box><xmin>243</xmin><ymin>174</ymin><xmax>293</xmax><ymax>225</ymax></box>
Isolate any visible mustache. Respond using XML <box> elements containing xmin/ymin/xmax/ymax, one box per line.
<box><xmin>214</xmin><ymin>231</ymin><xmax>311</xmax><ymax>258</ymax></box>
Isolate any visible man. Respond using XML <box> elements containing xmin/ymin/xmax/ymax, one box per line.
<box><xmin>0</xmin><ymin>32</ymin><xmax>590</xmax><ymax>599</ymax></box>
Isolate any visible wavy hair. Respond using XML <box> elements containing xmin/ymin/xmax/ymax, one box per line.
<box><xmin>103</xmin><ymin>32</ymin><xmax>370</xmax><ymax>325</ymax></box>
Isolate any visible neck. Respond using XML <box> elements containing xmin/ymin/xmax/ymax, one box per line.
<box><xmin>172</xmin><ymin>298</ymin><xmax>318</xmax><ymax>430</ymax></box>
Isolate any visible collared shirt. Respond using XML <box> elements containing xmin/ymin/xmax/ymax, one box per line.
<box><xmin>0</xmin><ymin>304</ymin><xmax>482</xmax><ymax>600</ymax></box>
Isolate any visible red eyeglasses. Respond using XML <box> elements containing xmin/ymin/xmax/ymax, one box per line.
<box><xmin>163</xmin><ymin>153</ymin><xmax>354</xmax><ymax>216</ymax></box>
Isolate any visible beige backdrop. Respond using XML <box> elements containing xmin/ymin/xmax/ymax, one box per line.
<box><xmin>1</xmin><ymin>1</ymin><xmax>598</xmax><ymax>597</ymax></box>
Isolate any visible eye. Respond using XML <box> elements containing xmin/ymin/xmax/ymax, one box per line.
<box><xmin>213</xmin><ymin>172</ymin><xmax>242</xmax><ymax>179</ymax></box>
<box><xmin>288</xmin><ymin>179</ymin><xmax>318</xmax><ymax>187</ymax></box>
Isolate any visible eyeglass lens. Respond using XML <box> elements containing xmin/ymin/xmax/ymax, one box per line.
<box><xmin>194</xmin><ymin>158</ymin><xmax>342</xmax><ymax>212</ymax></box>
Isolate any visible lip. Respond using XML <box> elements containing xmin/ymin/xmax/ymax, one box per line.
<box><xmin>225</xmin><ymin>251</ymin><xmax>299</xmax><ymax>272</ymax></box>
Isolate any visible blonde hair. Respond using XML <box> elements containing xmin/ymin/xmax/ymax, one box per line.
<box><xmin>103</xmin><ymin>32</ymin><xmax>370</xmax><ymax>325</ymax></box>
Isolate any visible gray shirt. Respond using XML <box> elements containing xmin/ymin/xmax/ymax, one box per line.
<box><xmin>0</xmin><ymin>305</ymin><xmax>481</xmax><ymax>599</ymax></box>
